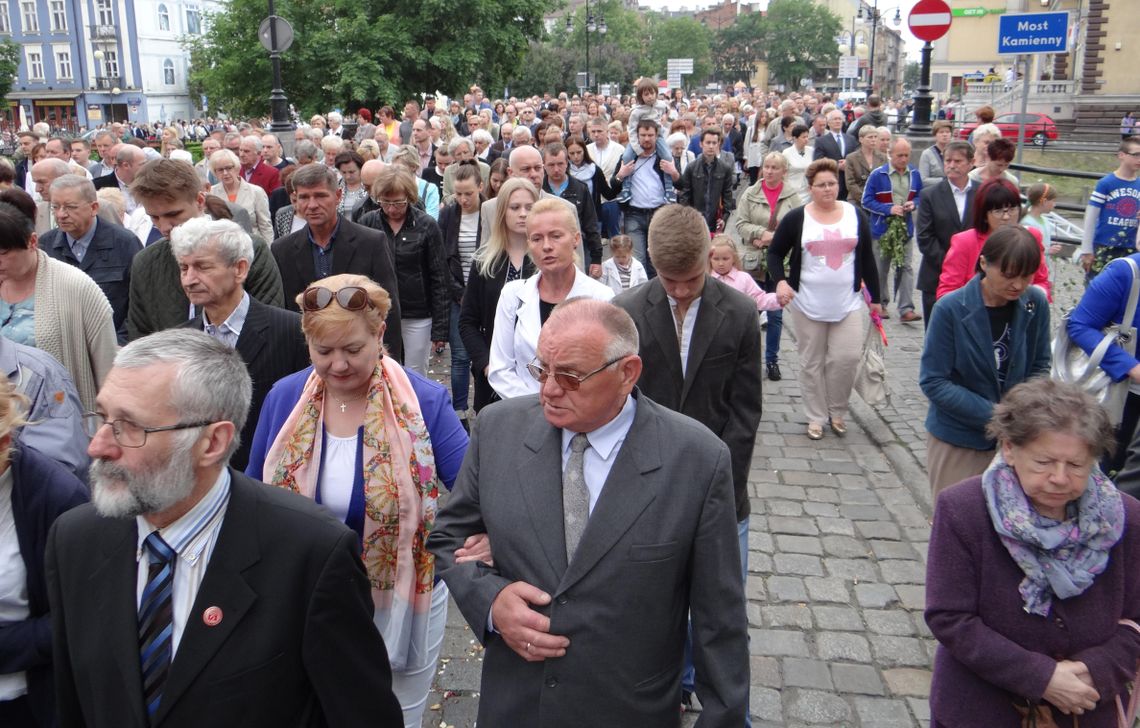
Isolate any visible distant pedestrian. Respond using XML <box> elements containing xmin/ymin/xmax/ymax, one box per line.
<box><xmin>1122</xmin><ymin>111</ymin><xmax>1135</xmax><ymax>140</ymax></box>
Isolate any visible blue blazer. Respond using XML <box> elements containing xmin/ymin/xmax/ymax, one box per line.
<box><xmin>919</xmin><ymin>275</ymin><xmax>1051</xmax><ymax>450</ymax></box>
<box><xmin>862</xmin><ymin>164</ymin><xmax>923</xmax><ymax>239</ymax></box>
<box><xmin>244</xmin><ymin>365</ymin><xmax>468</xmax><ymax>493</ymax></box>
<box><xmin>4</xmin><ymin>442</ymin><xmax>89</xmax><ymax>726</ymax></box>
<box><xmin>1067</xmin><ymin>253</ymin><xmax>1140</xmax><ymax>382</ymax></box>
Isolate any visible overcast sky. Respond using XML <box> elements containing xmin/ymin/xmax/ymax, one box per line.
<box><xmin>636</xmin><ymin>0</ymin><xmax>929</xmax><ymax>61</ymax></box>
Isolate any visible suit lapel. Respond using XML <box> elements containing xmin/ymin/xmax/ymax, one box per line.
<box><xmin>153</xmin><ymin>474</ymin><xmax>260</xmax><ymax>725</ymax></box>
<box><xmin>234</xmin><ymin>300</ymin><xmax>269</xmax><ymax>365</ymax></box>
<box><xmin>291</xmin><ymin>233</ymin><xmax>316</xmax><ymax>288</ymax></box>
<box><xmin>557</xmin><ymin>395</ymin><xmax>663</xmax><ymax>594</ymax></box>
<box><xmin>517</xmin><ymin>419</ymin><xmax>570</xmax><ymax>579</ymax></box>
<box><xmin>331</xmin><ymin>221</ymin><xmax>359</xmax><ymax>275</ymax></box>
<box><xmin>963</xmin><ymin>186</ymin><xmax>977</xmax><ymax>227</ymax></box>
<box><xmin>681</xmin><ymin>279</ymin><xmax>724</xmax><ymax>403</ymax></box>
<box><xmin>644</xmin><ymin>281</ymin><xmax>685</xmax><ymax>392</ymax></box>
<box><xmin>90</xmin><ymin>518</ymin><xmax>149</xmax><ymax>727</ymax></box>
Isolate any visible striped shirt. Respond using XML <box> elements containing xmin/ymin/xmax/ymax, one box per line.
<box><xmin>135</xmin><ymin>469</ymin><xmax>231</xmax><ymax>656</ymax></box>
<box><xmin>458</xmin><ymin>212</ymin><xmax>479</xmax><ymax>283</ymax></box>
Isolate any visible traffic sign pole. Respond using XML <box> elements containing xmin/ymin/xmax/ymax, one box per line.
<box><xmin>906</xmin><ymin>0</ymin><xmax>952</xmax><ymax>138</ymax></box>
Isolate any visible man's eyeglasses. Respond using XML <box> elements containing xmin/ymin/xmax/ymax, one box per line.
<box><xmin>49</xmin><ymin>203</ymin><xmax>85</xmax><ymax>214</ymax></box>
<box><xmin>83</xmin><ymin>412</ymin><xmax>212</xmax><ymax>448</ymax></box>
<box><xmin>301</xmin><ymin>285</ymin><xmax>373</xmax><ymax>312</ymax></box>
<box><xmin>527</xmin><ymin>356</ymin><xmax>626</xmax><ymax>391</ymax></box>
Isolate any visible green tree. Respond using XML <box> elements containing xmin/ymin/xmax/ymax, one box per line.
<box><xmin>0</xmin><ymin>39</ymin><xmax>20</xmax><ymax>106</ymax></box>
<box><xmin>549</xmin><ymin>0</ymin><xmax>646</xmax><ymax>92</ymax></box>
<box><xmin>510</xmin><ymin>42</ymin><xmax>577</xmax><ymax>97</ymax></box>
<box><xmin>758</xmin><ymin>0</ymin><xmax>842</xmax><ymax>89</ymax></box>
<box><xmin>185</xmin><ymin>0</ymin><xmax>554</xmax><ymax>118</ymax></box>
<box><xmin>712</xmin><ymin>12</ymin><xmax>765</xmax><ymax>87</ymax></box>
<box><xmin>903</xmin><ymin>61</ymin><xmax>921</xmax><ymax>91</ymax></box>
<box><xmin>643</xmin><ymin>14</ymin><xmax>713</xmax><ymax>86</ymax></box>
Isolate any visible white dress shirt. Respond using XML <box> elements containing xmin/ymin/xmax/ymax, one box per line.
<box><xmin>560</xmin><ymin>394</ymin><xmax>638</xmax><ymax>513</ymax></box>
<box><xmin>135</xmin><ymin>469</ymin><xmax>230</xmax><ymax>657</ymax></box>
<box><xmin>949</xmin><ymin>179</ymin><xmax>971</xmax><ymax>223</ymax></box>
<box><xmin>668</xmin><ymin>295</ymin><xmax>702</xmax><ymax>378</ymax></box>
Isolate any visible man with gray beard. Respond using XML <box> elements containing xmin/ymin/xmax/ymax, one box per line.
<box><xmin>46</xmin><ymin>329</ymin><xmax>401</xmax><ymax>728</ymax></box>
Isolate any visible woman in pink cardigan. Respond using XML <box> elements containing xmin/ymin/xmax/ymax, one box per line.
<box><xmin>937</xmin><ymin>178</ymin><xmax>1051</xmax><ymax>302</ymax></box>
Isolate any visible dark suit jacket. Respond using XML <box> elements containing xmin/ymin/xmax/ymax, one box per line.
<box><xmin>42</xmin><ymin>218</ymin><xmax>142</xmax><ymax>344</ymax></box>
<box><xmin>91</xmin><ymin>172</ymin><xmax>121</xmax><ymax>191</ymax></box>
<box><xmin>5</xmin><ymin>442</ymin><xmax>89</xmax><ymax>727</ymax></box>
<box><xmin>14</xmin><ymin>157</ymin><xmax>28</xmax><ymax>191</ymax></box>
<box><xmin>183</xmin><ymin>298</ymin><xmax>309</xmax><ymax>471</ymax></box>
<box><xmin>614</xmin><ymin>277</ymin><xmax>763</xmax><ymax>521</ymax></box>
<box><xmin>428</xmin><ymin>392</ymin><xmax>749</xmax><ymax>727</ymax></box>
<box><xmin>46</xmin><ymin>470</ymin><xmax>402</xmax><ymax>728</ymax></box>
<box><xmin>813</xmin><ymin>132</ymin><xmax>858</xmax><ymax>200</ymax></box>
<box><xmin>270</xmin><ymin>216</ymin><xmax>404</xmax><ymax>362</ymax></box>
<box><xmin>916</xmin><ymin>179</ymin><xmax>976</xmax><ymax>294</ymax></box>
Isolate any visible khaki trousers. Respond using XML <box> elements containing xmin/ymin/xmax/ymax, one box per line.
<box><xmin>927</xmin><ymin>433</ymin><xmax>996</xmax><ymax>499</ymax></box>
<box><xmin>788</xmin><ymin>306</ymin><xmax>865</xmax><ymax>426</ymax></box>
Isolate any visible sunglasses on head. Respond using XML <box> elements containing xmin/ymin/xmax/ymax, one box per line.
<box><xmin>301</xmin><ymin>286</ymin><xmax>372</xmax><ymax>312</ymax></box>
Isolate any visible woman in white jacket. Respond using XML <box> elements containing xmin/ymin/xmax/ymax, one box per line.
<box><xmin>744</xmin><ymin>108</ymin><xmax>772</xmax><ymax>185</ymax></box>
<box><xmin>487</xmin><ymin>198</ymin><xmax>613</xmax><ymax>399</ymax></box>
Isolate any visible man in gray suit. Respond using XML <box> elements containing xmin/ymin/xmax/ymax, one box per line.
<box><xmin>428</xmin><ymin>298</ymin><xmax>749</xmax><ymax>727</ymax></box>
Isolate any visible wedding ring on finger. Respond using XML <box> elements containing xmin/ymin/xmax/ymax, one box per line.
<box><xmin>526</xmin><ymin>642</ymin><xmax>532</xmax><ymax>653</ymax></box>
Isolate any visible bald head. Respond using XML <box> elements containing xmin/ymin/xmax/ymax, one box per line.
<box><xmin>31</xmin><ymin>159</ymin><xmax>72</xmax><ymax>201</ymax></box>
<box><xmin>360</xmin><ymin>159</ymin><xmax>386</xmax><ymax>192</ymax></box>
<box><xmin>509</xmin><ymin>145</ymin><xmax>545</xmax><ymax>188</ymax></box>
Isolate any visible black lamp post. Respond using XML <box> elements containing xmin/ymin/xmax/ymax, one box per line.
<box><xmin>266</xmin><ymin>0</ymin><xmax>292</xmax><ymax>133</ymax></box>
<box><xmin>858</xmin><ymin>0</ymin><xmax>901</xmax><ymax>97</ymax></box>
<box><xmin>566</xmin><ymin>2</ymin><xmax>607</xmax><ymax>94</ymax></box>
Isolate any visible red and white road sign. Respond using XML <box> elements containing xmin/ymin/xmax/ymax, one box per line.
<box><xmin>908</xmin><ymin>0</ymin><xmax>952</xmax><ymax>43</ymax></box>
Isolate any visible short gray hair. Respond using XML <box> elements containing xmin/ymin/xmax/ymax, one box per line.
<box><xmin>548</xmin><ymin>298</ymin><xmax>639</xmax><ymax>360</ymax></box>
<box><xmin>209</xmin><ymin>148</ymin><xmax>240</xmax><ymax>171</ymax></box>
<box><xmin>987</xmin><ymin>378</ymin><xmax>1116</xmax><ymax>461</ymax></box>
<box><xmin>49</xmin><ymin>174</ymin><xmax>96</xmax><ymax>202</ymax></box>
<box><xmin>294</xmin><ymin>140</ymin><xmax>319</xmax><ymax>163</ymax></box>
<box><xmin>471</xmin><ymin>129</ymin><xmax>493</xmax><ymax>145</ymax></box>
<box><xmin>240</xmin><ymin>135</ymin><xmax>263</xmax><ymax>152</ymax></box>
<box><xmin>114</xmin><ymin>329</ymin><xmax>252</xmax><ymax>460</ymax></box>
<box><xmin>169</xmin><ymin>216</ymin><xmax>253</xmax><ymax>267</ymax></box>
<box><xmin>291</xmin><ymin>162</ymin><xmax>338</xmax><ymax>191</ymax></box>
<box><xmin>448</xmin><ymin>137</ymin><xmax>474</xmax><ymax>155</ymax></box>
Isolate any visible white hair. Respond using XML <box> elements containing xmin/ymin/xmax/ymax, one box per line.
<box><xmin>169</xmin><ymin>149</ymin><xmax>193</xmax><ymax>164</ymax></box>
<box><xmin>449</xmin><ymin>136</ymin><xmax>474</xmax><ymax>155</ymax></box>
<box><xmin>208</xmin><ymin>148</ymin><xmax>240</xmax><ymax>171</ymax></box>
<box><xmin>471</xmin><ymin>129</ymin><xmax>493</xmax><ymax>145</ymax></box>
<box><xmin>169</xmin><ymin>216</ymin><xmax>254</xmax><ymax>267</ymax></box>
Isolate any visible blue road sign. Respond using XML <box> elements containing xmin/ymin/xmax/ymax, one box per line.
<box><xmin>997</xmin><ymin>11</ymin><xmax>1070</xmax><ymax>55</ymax></box>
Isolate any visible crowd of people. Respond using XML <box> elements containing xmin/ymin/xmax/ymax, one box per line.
<box><xmin>0</xmin><ymin>81</ymin><xmax>1137</xmax><ymax>728</ymax></box>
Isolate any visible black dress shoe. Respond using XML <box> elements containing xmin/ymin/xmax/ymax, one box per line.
<box><xmin>766</xmin><ymin>362</ymin><xmax>782</xmax><ymax>381</ymax></box>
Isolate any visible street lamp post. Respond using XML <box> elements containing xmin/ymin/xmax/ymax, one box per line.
<box><xmin>858</xmin><ymin>0</ymin><xmax>901</xmax><ymax>97</ymax></box>
<box><xmin>266</xmin><ymin>0</ymin><xmax>292</xmax><ymax>134</ymax></box>
<box><xmin>566</xmin><ymin>1</ymin><xmax>607</xmax><ymax>94</ymax></box>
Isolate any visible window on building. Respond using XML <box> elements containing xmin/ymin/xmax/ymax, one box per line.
<box><xmin>104</xmin><ymin>49</ymin><xmax>119</xmax><ymax>78</ymax></box>
<box><xmin>27</xmin><ymin>50</ymin><xmax>43</xmax><ymax>80</ymax></box>
<box><xmin>163</xmin><ymin>58</ymin><xmax>174</xmax><ymax>85</ymax></box>
<box><xmin>20</xmin><ymin>1</ymin><xmax>36</xmax><ymax>32</ymax></box>
<box><xmin>157</xmin><ymin>3</ymin><xmax>169</xmax><ymax>31</ymax></box>
<box><xmin>96</xmin><ymin>0</ymin><xmax>113</xmax><ymax>26</ymax></box>
<box><xmin>0</xmin><ymin>3</ymin><xmax>10</xmax><ymax>33</ymax></box>
<box><xmin>49</xmin><ymin>0</ymin><xmax>65</xmax><ymax>31</ymax></box>
<box><xmin>185</xmin><ymin>7</ymin><xmax>201</xmax><ymax>34</ymax></box>
<box><xmin>56</xmin><ymin>49</ymin><xmax>71</xmax><ymax>79</ymax></box>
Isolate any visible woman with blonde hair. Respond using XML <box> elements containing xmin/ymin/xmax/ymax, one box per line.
<box><xmin>458</xmin><ymin>177</ymin><xmax>537</xmax><ymax>411</ymax></box>
<box><xmin>0</xmin><ymin>372</ymin><xmax>88</xmax><ymax>725</ymax></box>
<box><xmin>390</xmin><ymin>145</ymin><xmax>440</xmax><ymax>220</ymax></box>
<box><xmin>246</xmin><ymin>273</ymin><xmax>470</xmax><ymax>728</ymax></box>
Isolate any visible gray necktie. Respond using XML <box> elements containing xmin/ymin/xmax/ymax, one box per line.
<box><xmin>563</xmin><ymin>433</ymin><xmax>591</xmax><ymax>561</ymax></box>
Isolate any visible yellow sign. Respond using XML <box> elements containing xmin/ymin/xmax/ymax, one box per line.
<box><xmin>33</xmin><ymin>99</ymin><xmax>75</xmax><ymax>107</ymax></box>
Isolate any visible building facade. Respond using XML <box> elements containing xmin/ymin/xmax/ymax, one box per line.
<box><xmin>4</xmin><ymin>0</ymin><xmax>216</xmax><ymax>132</ymax></box>
<box><xmin>817</xmin><ymin>0</ymin><xmax>905</xmax><ymax>99</ymax></box>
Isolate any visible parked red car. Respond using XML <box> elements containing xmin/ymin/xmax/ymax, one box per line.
<box><xmin>957</xmin><ymin>112</ymin><xmax>1059</xmax><ymax>146</ymax></box>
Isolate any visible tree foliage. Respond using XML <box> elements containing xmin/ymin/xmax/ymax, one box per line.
<box><xmin>644</xmin><ymin>15</ymin><xmax>713</xmax><ymax>87</ymax></box>
<box><xmin>185</xmin><ymin>0</ymin><xmax>555</xmax><ymax>118</ymax></box>
<box><xmin>759</xmin><ymin>0</ymin><xmax>842</xmax><ymax>88</ymax></box>
<box><xmin>0</xmin><ymin>39</ymin><xmax>20</xmax><ymax>106</ymax></box>
<box><xmin>903</xmin><ymin>61</ymin><xmax>921</xmax><ymax>91</ymax></box>
<box><xmin>712</xmin><ymin>12</ymin><xmax>765</xmax><ymax>87</ymax></box>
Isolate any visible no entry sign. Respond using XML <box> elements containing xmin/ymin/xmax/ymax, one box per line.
<box><xmin>909</xmin><ymin>0</ymin><xmax>952</xmax><ymax>42</ymax></box>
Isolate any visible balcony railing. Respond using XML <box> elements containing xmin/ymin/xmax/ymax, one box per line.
<box><xmin>94</xmin><ymin>76</ymin><xmax>122</xmax><ymax>90</ymax></box>
<box><xmin>89</xmin><ymin>24</ymin><xmax>117</xmax><ymax>40</ymax></box>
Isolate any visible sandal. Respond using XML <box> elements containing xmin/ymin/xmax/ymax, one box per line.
<box><xmin>830</xmin><ymin>419</ymin><xmax>847</xmax><ymax>436</ymax></box>
<box><xmin>807</xmin><ymin>423</ymin><xmax>824</xmax><ymax>440</ymax></box>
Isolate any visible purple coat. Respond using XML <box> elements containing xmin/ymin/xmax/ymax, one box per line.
<box><xmin>926</xmin><ymin>477</ymin><xmax>1140</xmax><ymax>727</ymax></box>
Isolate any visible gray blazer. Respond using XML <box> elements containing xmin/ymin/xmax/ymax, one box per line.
<box><xmin>428</xmin><ymin>391</ymin><xmax>749</xmax><ymax>727</ymax></box>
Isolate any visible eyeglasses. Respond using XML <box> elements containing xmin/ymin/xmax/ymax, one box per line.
<box><xmin>214</xmin><ymin>165</ymin><xmax>236</xmax><ymax>173</ymax></box>
<box><xmin>83</xmin><ymin>412</ymin><xmax>212</xmax><ymax>448</ymax></box>
<box><xmin>812</xmin><ymin>181</ymin><xmax>839</xmax><ymax>189</ymax></box>
<box><xmin>301</xmin><ymin>285</ymin><xmax>373</xmax><ymax>312</ymax></box>
<box><xmin>1124</xmin><ymin>151</ymin><xmax>1140</xmax><ymax>159</ymax></box>
<box><xmin>378</xmin><ymin>199</ymin><xmax>409</xmax><ymax>209</ymax></box>
<box><xmin>49</xmin><ymin>203</ymin><xmax>85</xmax><ymax>214</ymax></box>
<box><xmin>990</xmin><ymin>205</ymin><xmax>1019</xmax><ymax>218</ymax></box>
<box><xmin>526</xmin><ymin>356</ymin><xmax>625</xmax><ymax>391</ymax></box>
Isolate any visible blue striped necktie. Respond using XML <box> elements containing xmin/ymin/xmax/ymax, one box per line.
<box><xmin>138</xmin><ymin>532</ymin><xmax>176</xmax><ymax>721</ymax></box>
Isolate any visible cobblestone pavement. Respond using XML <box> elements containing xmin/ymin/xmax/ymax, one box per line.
<box><xmin>421</xmin><ymin>221</ymin><xmax>1086</xmax><ymax>728</ymax></box>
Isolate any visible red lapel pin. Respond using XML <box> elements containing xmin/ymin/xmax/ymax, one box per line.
<box><xmin>202</xmin><ymin>606</ymin><xmax>223</xmax><ymax>627</ymax></box>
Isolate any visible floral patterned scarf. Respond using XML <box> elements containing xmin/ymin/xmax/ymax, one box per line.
<box><xmin>982</xmin><ymin>451</ymin><xmax>1125</xmax><ymax>617</ymax></box>
<box><xmin>262</xmin><ymin>357</ymin><xmax>440</xmax><ymax>670</ymax></box>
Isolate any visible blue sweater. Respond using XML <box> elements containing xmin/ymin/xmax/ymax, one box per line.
<box><xmin>919</xmin><ymin>275</ymin><xmax>1051</xmax><ymax>450</ymax></box>
<box><xmin>862</xmin><ymin>164</ymin><xmax>923</xmax><ymax>239</ymax></box>
<box><xmin>1067</xmin><ymin>253</ymin><xmax>1140</xmax><ymax>382</ymax></box>
<box><xmin>245</xmin><ymin>365</ymin><xmax>469</xmax><ymax>492</ymax></box>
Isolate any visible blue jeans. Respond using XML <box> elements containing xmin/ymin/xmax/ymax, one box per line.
<box><xmin>448</xmin><ymin>302</ymin><xmax>470</xmax><ymax>412</ymax></box>
<box><xmin>682</xmin><ymin>517</ymin><xmax>751</xmax><ymax>726</ymax></box>
<box><xmin>765</xmin><ymin>309</ymin><xmax>783</xmax><ymax>365</ymax></box>
<box><xmin>623</xmin><ymin>207</ymin><xmax>657</xmax><ymax>279</ymax></box>
<box><xmin>598</xmin><ymin>200</ymin><xmax>621</xmax><ymax>238</ymax></box>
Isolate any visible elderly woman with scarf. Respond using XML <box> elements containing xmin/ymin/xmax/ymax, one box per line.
<box><xmin>245</xmin><ymin>273</ymin><xmax>477</xmax><ymax>728</ymax></box>
<box><xmin>926</xmin><ymin>378</ymin><xmax>1140</xmax><ymax>728</ymax></box>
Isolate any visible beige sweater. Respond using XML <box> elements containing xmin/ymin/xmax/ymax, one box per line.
<box><xmin>32</xmin><ymin>250</ymin><xmax>117</xmax><ymax>411</ymax></box>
